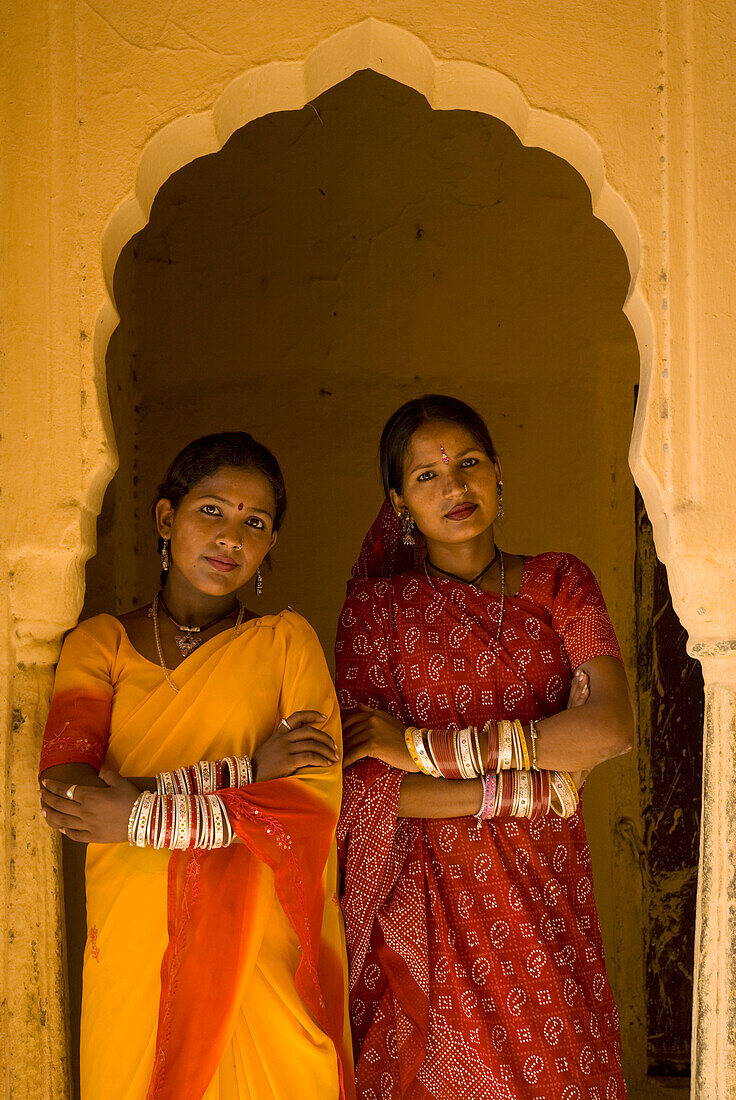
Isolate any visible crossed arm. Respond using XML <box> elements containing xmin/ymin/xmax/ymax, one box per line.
<box><xmin>40</xmin><ymin>710</ymin><xmax>339</xmax><ymax>845</ymax></box>
<box><xmin>342</xmin><ymin>656</ymin><xmax>634</xmax><ymax>819</ymax></box>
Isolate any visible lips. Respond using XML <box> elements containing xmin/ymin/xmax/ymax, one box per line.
<box><xmin>445</xmin><ymin>503</ymin><xmax>478</xmax><ymax>521</ymax></box>
<box><xmin>204</xmin><ymin>557</ymin><xmax>239</xmax><ymax>573</ymax></box>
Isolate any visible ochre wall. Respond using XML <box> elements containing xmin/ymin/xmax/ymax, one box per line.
<box><xmin>3</xmin><ymin>3</ymin><xmax>736</xmax><ymax>1098</ymax></box>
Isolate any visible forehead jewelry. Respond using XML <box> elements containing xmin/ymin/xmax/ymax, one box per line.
<box><xmin>237</xmin><ymin>503</ymin><xmax>244</xmax><ymax>511</ymax></box>
<box><xmin>440</xmin><ymin>446</ymin><xmax>450</xmax><ymax>465</ymax></box>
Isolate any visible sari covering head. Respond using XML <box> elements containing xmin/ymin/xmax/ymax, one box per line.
<box><xmin>41</xmin><ymin>609</ymin><xmax>354</xmax><ymax>1100</ymax></box>
<box><xmin>336</xmin><ymin>502</ymin><xmax>627</xmax><ymax>1100</ymax></box>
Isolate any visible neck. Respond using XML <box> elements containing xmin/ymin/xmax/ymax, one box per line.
<box><xmin>424</xmin><ymin>527</ymin><xmax>497</xmax><ymax>582</ymax></box>
<box><xmin>161</xmin><ymin>572</ymin><xmax>238</xmax><ymax>628</ymax></box>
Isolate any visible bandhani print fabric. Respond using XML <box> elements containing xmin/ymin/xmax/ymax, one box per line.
<box><xmin>335</xmin><ymin>502</ymin><xmax>628</xmax><ymax>1100</ymax></box>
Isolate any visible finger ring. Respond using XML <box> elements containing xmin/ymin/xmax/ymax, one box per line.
<box><xmin>65</xmin><ymin>784</ymin><xmax>77</xmax><ymax>801</ymax></box>
<box><xmin>281</xmin><ymin>718</ymin><xmax>292</xmax><ymax>732</ymax></box>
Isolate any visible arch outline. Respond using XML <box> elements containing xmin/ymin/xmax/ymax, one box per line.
<box><xmin>92</xmin><ymin>15</ymin><xmax>663</xmax><ymax>571</ymax></box>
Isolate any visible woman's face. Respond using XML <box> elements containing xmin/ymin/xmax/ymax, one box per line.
<box><xmin>390</xmin><ymin>420</ymin><xmax>501</xmax><ymax>546</ymax></box>
<box><xmin>155</xmin><ymin>465</ymin><xmax>278</xmax><ymax>598</ymax></box>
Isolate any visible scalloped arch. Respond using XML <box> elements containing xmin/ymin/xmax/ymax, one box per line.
<box><xmin>93</xmin><ymin>16</ymin><xmax>659</xmax><ymax>529</ymax></box>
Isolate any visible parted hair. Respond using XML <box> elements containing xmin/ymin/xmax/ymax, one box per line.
<box><xmin>379</xmin><ymin>394</ymin><xmax>498</xmax><ymax>495</ymax></box>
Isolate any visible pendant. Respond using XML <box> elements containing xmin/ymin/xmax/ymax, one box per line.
<box><xmin>174</xmin><ymin>632</ymin><xmax>200</xmax><ymax>657</ymax></box>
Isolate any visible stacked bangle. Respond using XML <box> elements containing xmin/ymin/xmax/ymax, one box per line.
<box><xmin>403</xmin><ymin>721</ymin><xmax>577</xmax><ymax>823</ymax></box>
<box><xmin>405</xmin><ymin>719</ymin><xmax>537</xmax><ymax>778</ymax></box>
<box><xmin>128</xmin><ymin>791</ymin><xmax>233</xmax><ymax>850</ymax></box>
<box><xmin>405</xmin><ymin>727</ymin><xmax>442</xmax><ymax>778</ymax></box>
<box><xmin>155</xmin><ymin>755</ymin><xmax>252</xmax><ymax>797</ymax></box>
<box><xmin>471</xmin><ymin>768</ymin><xmax>577</xmax><ymax>823</ymax></box>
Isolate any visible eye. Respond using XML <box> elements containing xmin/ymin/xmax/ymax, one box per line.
<box><xmin>200</xmin><ymin>504</ymin><xmax>221</xmax><ymax>516</ymax></box>
<box><xmin>460</xmin><ymin>457</ymin><xmax>480</xmax><ymax>468</ymax></box>
<box><xmin>245</xmin><ymin>517</ymin><xmax>266</xmax><ymax>530</ymax></box>
<box><xmin>417</xmin><ymin>471</ymin><xmax>436</xmax><ymax>483</ymax></box>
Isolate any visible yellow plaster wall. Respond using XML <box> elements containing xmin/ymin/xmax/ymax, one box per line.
<box><xmin>3</xmin><ymin>1</ymin><xmax>736</xmax><ymax>1097</ymax></box>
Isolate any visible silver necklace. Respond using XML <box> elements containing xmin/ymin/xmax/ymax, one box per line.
<box><xmin>151</xmin><ymin>592</ymin><xmax>246</xmax><ymax>693</ymax></box>
<box><xmin>423</xmin><ymin>549</ymin><xmax>505</xmax><ymax>644</ymax></box>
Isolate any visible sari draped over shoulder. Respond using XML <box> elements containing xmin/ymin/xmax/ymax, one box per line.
<box><xmin>41</xmin><ymin>609</ymin><xmax>354</xmax><ymax>1100</ymax></box>
<box><xmin>335</xmin><ymin>503</ymin><xmax>627</xmax><ymax>1100</ymax></box>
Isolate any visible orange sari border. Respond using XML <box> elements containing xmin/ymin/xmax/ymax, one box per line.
<box><xmin>148</xmin><ymin>778</ymin><xmax>353</xmax><ymax>1100</ymax></box>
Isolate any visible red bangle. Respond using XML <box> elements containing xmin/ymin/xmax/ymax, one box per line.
<box><xmin>496</xmin><ymin>770</ymin><xmax>515</xmax><ymax>816</ymax></box>
<box><xmin>162</xmin><ymin>796</ymin><xmax>173</xmax><ymax>848</ymax></box>
<box><xmin>432</xmin><ymin>728</ymin><xmax>464</xmax><ymax>779</ymax></box>
<box><xmin>484</xmin><ymin>720</ymin><xmax>499</xmax><ymax>771</ymax></box>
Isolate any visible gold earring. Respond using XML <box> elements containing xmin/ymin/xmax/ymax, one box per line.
<box><xmin>161</xmin><ymin>538</ymin><xmax>170</xmax><ymax>572</ymax></box>
<box><xmin>255</xmin><ymin>567</ymin><xmax>263</xmax><ymax>596</ymax></box>
<box><xmin>496</xmin><ymin>481</ymin><xmax>505</xmax><ymax>521</ymax></box>
<box><xmin>400</xmin><ymin>511</ymin><xmax>415</xmax><ymax>546</ymax></box>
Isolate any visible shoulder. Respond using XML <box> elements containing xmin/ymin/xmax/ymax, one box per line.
<box><xmin>340</xmin><ymin>572</ymin><xmax>417</xmax><ymax>615</ymax></box>
<box><xmin>63</xmin><ymin>612</ymin><xmax>124</xmax><ymax>650</ymax></box>
<box><xmin>524</xmin><ymin>551</ymin><xmax>595</xmax><ymax>585</ymax></box>
<box><xmin>274</xmin><ymin>607</ymin><xmax>319</xmax><ymax>641</ymax></box>
<box><xmin>521</xmin><ymin>552</ymin><xmax>604</xmax><ymax>609</ymax></box>
<box><xmin>262</xmin><ymin>607</ymin><xmax>327</xmax><ymax>656</ymax></box>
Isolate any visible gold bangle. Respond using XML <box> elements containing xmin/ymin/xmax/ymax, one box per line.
<box><xmin>405</xmin><ymin>727</ymin><xmax>429</xmax><ymax>773</ymax></box>
<box><xmin>515</xmin><ymin>719</ymin><xmax>531</xmax><ymax>771</ymax></box>
<box><xmin>416</xmin><ymin>728</ymin><xmax>442</xmax><ymax>778</ymax></box>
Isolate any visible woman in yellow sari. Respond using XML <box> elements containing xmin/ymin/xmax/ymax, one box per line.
<box><xmin>40</xmin><ymin>431</ymin><xmax>354</xmax><ymax>1100</ymax></box>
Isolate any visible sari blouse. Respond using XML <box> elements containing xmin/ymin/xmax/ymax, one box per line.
<box><xmin>335</xmin><ymin>551</ymin><xmax>628</xmax><ymax>1100</ymax></box>
<box><xmin>41</xmin><ymin>609</ymin><xmax>353</xmax><ymax>1100</ymax></box>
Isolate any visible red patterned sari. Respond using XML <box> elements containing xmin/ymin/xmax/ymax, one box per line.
<box><xmin>335</xmin><ymin>504</ymin><xmax>627</xmax><ymax>1100</ymax></box>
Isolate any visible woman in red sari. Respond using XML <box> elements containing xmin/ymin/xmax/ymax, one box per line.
<box><xmin>336</xmin><ymin>395</ymin><xmax>634</xmax><ymax>1100</ymax></box>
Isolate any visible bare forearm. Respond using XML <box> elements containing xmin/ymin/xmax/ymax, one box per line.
<box><xmin>41</xmin><ymin>763</ymin><xmax>157</xmax><ymax>793</ymax></box>
<box><xmin>398</xmin><ymin>773</ymin><xmax>483</xmax><ymax>818</ymax></box>
<box><xmin>40</xmin><ymin>763</ymin><xmax>107</xmax><ymax>788</ymax></box>
<box><xmin>533</xmin><ymin>704</ymin><xmax>633</xmax><ymax>772</ymax></box>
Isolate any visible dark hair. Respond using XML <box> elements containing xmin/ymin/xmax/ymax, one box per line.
<box><xmin>152</xmin><ymin>431</ymin><xmax>287</xmax><ymax>530</ymax></box>
<box><xmin>380</xmin><ymin>394</ymin><xmax>498</xmax><ymax>495</ymax></box>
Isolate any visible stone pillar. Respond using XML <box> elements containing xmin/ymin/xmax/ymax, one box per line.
<box><xmin>0</xmin><ymin>0</ymin><xmax>109</xmax><ymax>1092</ymax></box>
<box><xmin>2</xmin><ymin>657</ymin><xmax>71</xmax><ymax>1097</ymax></box>
<box><xmin>691</xmin><ymin>649</ymin><xmax>736</xmax><ymax>1099</ymax></box>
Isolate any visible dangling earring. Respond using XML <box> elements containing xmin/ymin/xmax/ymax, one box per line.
<box><xmin>400</xmin><ymin>511</ymin><xmax>415</xmax><ymax>546</ymax></box>
<box><xmin>255</xmin><ymin>567</ymin><xmax>263</xmax><ymax>597</ymax></box>
<box><xmin>161</xmin><ymin>538</ymin><xmax>170</xmax><ymax>572</ymax></box>
<box><xmin>496</xmin><ymin>481</ymin><xmax>505</xmax><ymax>521</ymax></box>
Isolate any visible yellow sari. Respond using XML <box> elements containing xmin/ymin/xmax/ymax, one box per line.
<box><xmin>41</xmin><ymin>609</ymin><xmax>353</xmax><ymax>1100</ymax></box>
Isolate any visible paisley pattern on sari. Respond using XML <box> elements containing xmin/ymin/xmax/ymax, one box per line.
<box><xmin>336</xmin><ymin>502</ymin><xmax>627</xmax><ymax>1100</ymax></box>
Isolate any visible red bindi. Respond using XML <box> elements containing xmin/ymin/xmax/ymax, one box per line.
<box><xmin>237</xmin><ymin>502</ymin><xmax>244</xmax><ymax>511</ymax></box>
